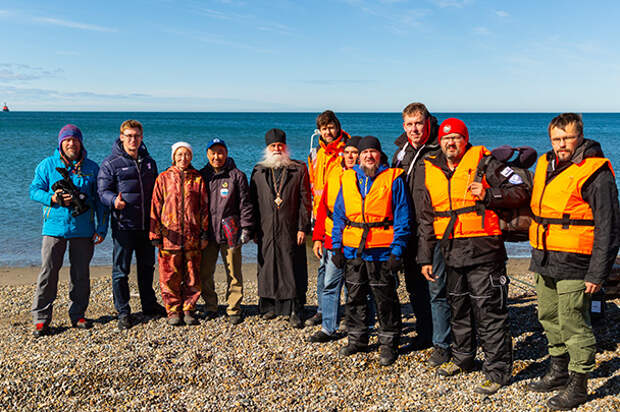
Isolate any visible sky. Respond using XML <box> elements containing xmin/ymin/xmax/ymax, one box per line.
<box><xmin>1</xmin><ymin>0</ymin><xmax>619</xmax><ymax>112</ymax></box>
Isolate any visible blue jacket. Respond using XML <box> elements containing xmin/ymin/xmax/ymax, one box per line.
<box><xmin>331</xmin><ymin>164</ymin><xmax>411</xmax><ymax>261</ymax></box>
<box><xmin>97</xmin><ymin>139</ymin><xmax>158</xmax><ymax>231</ymax></box>
<box><xmin>30</xmin><ymin>149</ymin><xmax>108</xmax><ymax>239</ymax></box>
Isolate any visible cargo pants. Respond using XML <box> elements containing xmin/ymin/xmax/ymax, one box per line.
<box><xmin>535</xmin><ymin>274</ymin><xmax>596</xmax><ymax>374</ymax></box>
<box><xmin>200</xmin><ymin>243</ymin><xmax>243</xmax><ymax>316</ymax></box>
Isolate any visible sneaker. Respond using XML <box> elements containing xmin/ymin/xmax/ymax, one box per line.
<box><xmin>72</xmin><ymin>318</ymin><xmax>92</xmax><ymax>329</ymax></box>
<box><xmin>307</xmin><ymin>330</ymin><xmax>338</xmax><ymax>343</ymax></box>
<box><xmin>474</xmin><ymin>379</ymin><xmax>502</xmax><ymax>395</ymax></box>
<box><xmin>437</xmin><ymin>361</ymin><xmax>474</xmax><ymax>377</ymax></box>
<box><xmin>339</xmin><ymin>343</ymin><xmax>368</xmax><ymax>357</ymax></box>
<box><xmin>143</xmin><ymin>304</ymin><xmax>167</xmax><ymax>318</ymax></box>
<box><xmin>305</xmin><ymin>312</ymin><xmax>322</xmax><ymax>327</ymax></box>
<box><xmin>229</xmin><ymin>314</ymin><xmax>243</xmax><ymax>325</ymax></box>
<box><xmin>167</xmin><ymin>314</ymin><xmax>183</xmax><ymax>326</ymax></box>
<box><xmin>428</xmin><ymin>346</ymin><xmax>451</xmax><ymax>367</ymax></box>
<box><xmin>33</xmin><ymin>322</ymin><xmax>50</xmax><ymax>338</ymax></box>
<box><xmin>184</xmin><ymin>312</ymin><xmax>199</xmax><ymax>326</ymax></box>
<box><xmin>379</xmin><ymin>346</ymin><xmax>398</xmax><ymax>366</ymax></box>
<box><xmin>117</xmin><ymin>315</ymin><xmax>132</xmax><ymax>330</ymax></box>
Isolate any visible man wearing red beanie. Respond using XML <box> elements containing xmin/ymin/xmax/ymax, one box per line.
<box><xmin>413</xmin><ymin>118</ymin><xmax>529</xmax><ymax>394</ymax></box>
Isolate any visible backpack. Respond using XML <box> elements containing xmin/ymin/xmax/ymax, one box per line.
<box><xmin>475</xmin><ymin>145</ymin><xmax>537</xmax><ymax>243</ymax></box>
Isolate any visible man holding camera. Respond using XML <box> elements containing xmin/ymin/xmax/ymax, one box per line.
<box><xmin>29</xmin><ymin>124</ymin><xmax>108</xmax><ymax>337</ymax></box>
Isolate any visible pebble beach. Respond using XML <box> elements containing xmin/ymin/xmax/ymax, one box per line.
<box><xmin>0</xmin><ymin>259</ymin><xmax>618</xmax><ymax>411</ymax></box>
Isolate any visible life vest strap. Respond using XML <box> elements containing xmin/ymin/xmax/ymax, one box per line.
<box><xmin>436</xmin><ymin>203</ymin><xmax>486</xmax><ymax>249</ymax></box>
<box><xmin>532</xmin><ymin>214</ymin><xmax>594</xmax><ymax>229</ymax></box>
<box><xmin>343</xmin><ymin>217</ymin><xmax>393</xmax><ymax>258</ymax></box>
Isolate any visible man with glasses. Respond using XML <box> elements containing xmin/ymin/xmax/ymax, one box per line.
<box><xmin>98</xmin><ymin>120</ymin><xmax>166</xmax><ymax>330</ymax></box>
<box><xmin>413</xmin><ymin>118</ymin><xmax>528</xmax><ymax>394</ymax></box>
<box><xmin>526</xmin><ymin>113</ymin><xmax>620</xmax><ymax>410</ymax></box>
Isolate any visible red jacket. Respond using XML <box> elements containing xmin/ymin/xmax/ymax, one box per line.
<box><xmin>150</xmin><ymin>165</ymin><xmax>209</xmax><ymax>251</ymax></box>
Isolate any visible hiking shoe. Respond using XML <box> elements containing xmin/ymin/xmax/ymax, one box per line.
<box><xmin>428</xmin><ymin>346</ymin><xmax>451</xmax><ymax>367</ymax></box>
<box><xmin>33</xmin><ymin>322</ymin><xmax>50</xmax><ymax>338</ymax></box>
<box><xmin>339</xmin><ymin>343</ymin><xmax>368</xmax><ymax>357</ymax></box>
<box><xmin>474</xmin><ymin>379</ymin><xmax>502</xmax><ymax>395</ymax></box>
<box><xmin>261</xmin><ymin>311</ymin><xmax>276</xmax><ymax>320</ymax></box>
<box><xmin>437</xmin><ymin>361</ymin><xmax>474</xmax><ymax>377</ymax></box>
<box><xmin>143</xmin><ymin>304</ymin><xmax>167</xmax><ymax>318</ymax></box>
<box><xmin>379</xmin><ymin>346</ymin><xmax>398</xmax><ymax>366</ymax></box>
<box><xmin>117</xmin><ymin>315</ymin><xmax>132</xmax><ymax>330</ymax></box>
<box><xmin>72</xmin><ymin>318</ymin><xmax>92</xmax><ymax>329</ymax></box>
<box><xmin>305</xmin><ymin>312</ymin><xmax>322</xmax><ymax>327</ymax></box>
<box><xmin>167</xmin><ymin>314</ymin><xmax>183</xmax><ymax>326</ymax></box>
<box><xmin>184</xmin><ymin>312</ymin><xmax>199</xmax><ymax>326</ymax></box>
<box><xmin>307</xmin><ymin>330</ymin><xmax>338</xmax><ymax>343</ymax></box>
<box><xmin>229</xmin><ymin>314</ymin><xmax>243</xmax><ymax>325</ymax></box>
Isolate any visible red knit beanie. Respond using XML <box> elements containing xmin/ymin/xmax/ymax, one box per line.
<box><xmin>438</xmin><ymin>118</ymin><xmax>469</xmax><ymax>143</ymax></box>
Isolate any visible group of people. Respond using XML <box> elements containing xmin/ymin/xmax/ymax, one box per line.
<box><xmin>29</xmin><ymin>106</ymin><xmax>619</xmax><ymax>410</ymax></box>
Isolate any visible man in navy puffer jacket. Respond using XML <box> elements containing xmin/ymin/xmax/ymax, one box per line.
<box><xmin>98</xmin><ymin>120</ymin><xmax>165</xmax><ymax>330</ymax></box>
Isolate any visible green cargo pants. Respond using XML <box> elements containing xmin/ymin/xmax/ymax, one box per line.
<box><xmin>535</xmin><ymin>274</ymin><xmax>596</xmax><ymax>373</ymax></box>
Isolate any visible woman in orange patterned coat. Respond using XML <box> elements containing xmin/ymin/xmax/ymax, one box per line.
<box><xmin>150</xmin><ymin>142</ymin><xmax>209</xmax><ymax>326</ymax></box>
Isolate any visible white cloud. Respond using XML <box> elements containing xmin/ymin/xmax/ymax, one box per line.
<box><xmin>0</xmin><ymin>64</ymin><xmax>63</xmax><ymax>82</ymax></box>
<box><xmin>33</xmin><ymin>17</ymin><xmax>117</xmax><ymax>32</ymax></box>
<box><xmin>496</xmin><ymin>10</ymin><xmax>509</xmax><ymax>17</ymax></box>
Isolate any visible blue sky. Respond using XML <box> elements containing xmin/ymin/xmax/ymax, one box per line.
<box><xmin>1</xmin><ymin>0</ymin><xmax>619</xmax><ymax>112</ymax></box>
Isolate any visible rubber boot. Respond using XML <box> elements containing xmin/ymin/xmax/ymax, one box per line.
<box><xmin>526</xmin><ymin>355</ymin><xmax>569</xmax><ymax>392</ymax></box>
<box><xmin>547</xmin><ymin>372</ymin><xmax>588</xmax><ymax>411</ymax></box>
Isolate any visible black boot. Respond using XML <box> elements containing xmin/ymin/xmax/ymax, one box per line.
<box><xmin>526</xmin><ymin>355</ymin><xmax>569</xmax><ymax>392</ymax></box>
<box><xmin>547</xmin><ymin>372</ymin><xmax>588</xmax><ymax>411</ymax></box>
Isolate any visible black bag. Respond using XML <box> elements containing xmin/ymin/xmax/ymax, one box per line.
<box><xmin>475</xmin><ymin>145</ymin><xmax>536</xmax><ymax>242</ymax></box>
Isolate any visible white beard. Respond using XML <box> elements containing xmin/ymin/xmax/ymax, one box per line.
<box><xmin>259</xmin><ymin>147</ymin><xmax>293</xmax><ymax>168</ymax></box>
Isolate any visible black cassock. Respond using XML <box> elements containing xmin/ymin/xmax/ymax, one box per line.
<box><xmin>250</xmin><ymin>160</ymin><xmax>311</xmax><ymax>315</ymax></box>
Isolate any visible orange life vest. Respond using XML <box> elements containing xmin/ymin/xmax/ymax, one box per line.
<box><xmin>308</xmin><ymin>130</ymin><xmax>349</xmax><ymax>217</ymax></box>
<box><xmin>424</xmin><ymin>145</ymin><xmax>502</xmax><ymax>240</ymax></box>
<box><xmin>529</xmin><ymin>155</ymin><xmax>613</xmax><ymax>255</ymax></box>
<box><xmin>341</xmin><ymin>168</ymin><xmax>403</xmax><ymax>252</ymax></box>
<box><xmin>323</xmin><ymin>166</ymin><xmax>344</xmax><ymax>238</ymax></box>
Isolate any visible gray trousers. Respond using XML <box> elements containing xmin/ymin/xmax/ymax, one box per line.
<box><xmin>31</xmin><ymin>236</ymin><xmax>94</xmax><ymax>325</ymax></box>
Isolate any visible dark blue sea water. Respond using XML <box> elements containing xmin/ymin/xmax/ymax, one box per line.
<box><xmin>1</xmin><ymin>112</ymin><xmax>619</xmax><ymax>267</ymax></box>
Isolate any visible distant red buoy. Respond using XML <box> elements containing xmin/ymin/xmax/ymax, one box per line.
<box><xmin>2</xmin><ymin>102</ymin><xmax>8</xmax><ymax>112</ymax></box>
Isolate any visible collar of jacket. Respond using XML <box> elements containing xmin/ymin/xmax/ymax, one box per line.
<box><xmin>201</xmin><ymin>157</ymin><xmax>236</xmax><ymax>177</ymax></box>
<box><xmin>112</xmin><ymin>138</ymin><xmax>150</xmax><ymax>160</ymax></box>
<box><xmin>320</xmin><ymin>130</ymin><xmax>350</xmax><ymax>154</ymax></box>
<box><xmin>545</xmin><ymin>138</ymin><xmax>605</xmax><ymax>171</ymax></box>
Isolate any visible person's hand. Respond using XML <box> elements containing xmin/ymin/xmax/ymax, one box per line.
<box><xmin>92</xmin><ymin>233</ymin><xmax>104</xmax><ymax>245</ymax></box>
<box><xmin>468</xmin><ymin>182</ymin><xmax>486</xmax><ymax>201</ymax></box>
<box><xmin>114</xmin><ymin>193</ymin><xmax>127</xmax><ymax>210</ymax></box>
<box><xmin>387</xmin><ymin>254</ymin><xmax>402</xmax><ymax>272</ymax></box>
<box><xmin>53</xmin><ymin>190</ymin><xmax>72</xmax><ymax>206</ymax></box>
<box><xmin>312</xmin><ymin>241</ymin><xmax>323</xmax><ymax>260</ymax></box>
<box><xmin>585</xmin><ymin>281</ymin><xmax>601</xmax><ymax>294</ymax></box>
<box><xmin>297</xmin><ymin>231</ymin><xmax>306</xmax><ymax>246</ymax></box>
<box><xmin>200</xmin><ymin>239</ymin><xmax>208</xmax><ymax>250</ymax></box>
<box><xmin>331</xmin><ymin>250</ymin><xmax>346</xmax><ymax>269</ymax></box>
<box><xmin>240</xmin><ymin>229</ymin><xmax>251</xmax><ymax>245</ymax></box>
<box><xmin>422</xmin><ymin>264</ymin><xmax>435</xmax><ymax>281</ymax></box>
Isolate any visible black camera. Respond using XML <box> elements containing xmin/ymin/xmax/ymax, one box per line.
<box><xmin>51</xmin><ymin>167</ymin><xmax>90</xmax><ymax>217</ymax></box>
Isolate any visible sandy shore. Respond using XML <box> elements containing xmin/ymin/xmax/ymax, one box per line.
<box><xmin>0</xmin><ymin>257</ymin><xmax>617</xmax><ymax>411</ymax></box>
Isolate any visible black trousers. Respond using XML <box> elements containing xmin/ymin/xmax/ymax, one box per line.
<box><xmin>446</xmin><ymin>261</ymin><xmax>513</xmax><ymax>385</ymax></box>
<box><xmin>403</xmin><ymin>241</ymin><xmax>433</xmax><ymax>342</ymax></box>
<box><xmin>344</xmin><ymin>258</ymin><xmax>401</xmax><ymax>349</ymax></box>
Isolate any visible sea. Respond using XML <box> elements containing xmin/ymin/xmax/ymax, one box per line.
<box><xmin>1</xmin><ymin>112</ymin><xmax>619</xmax><ymax>267</ymax></box>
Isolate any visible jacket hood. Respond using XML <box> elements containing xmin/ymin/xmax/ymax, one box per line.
<box><xmin>394</xmin><ymin>114</ymin><xmax>440</xmax><ymax>148</ymax></box>
<box><xmin>112</xmin><ymin>138</ymin><xmax>151</xmax><ymax>158</ymax></box>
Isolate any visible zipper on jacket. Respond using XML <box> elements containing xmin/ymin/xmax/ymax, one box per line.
<box><xmin>180</xmin><ymin>169</ymin><xmax>185</xmax><ymax>250</ymax></box>
<box><xmin>135</xmin><ymin>159</ymin><xmax>145</xmax><ymax>231</ymax></box>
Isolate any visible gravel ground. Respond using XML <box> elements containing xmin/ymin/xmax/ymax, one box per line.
<box><xmin>0</xmin><ymin>264</ymin><xmax>618</xmax><ymax>411</ymax></box>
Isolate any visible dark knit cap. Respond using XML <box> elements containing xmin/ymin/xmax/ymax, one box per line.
<box><xmin>358</xmin><ymin>136</ymin><xmax>382</xmax><ymax>153</ymax></box>
<box><xmin>265</xmin><ymin>128</ymin><xmax>286</xmax><ymax>146</ymax></box>
<box><xmin>345</xmin><ymin>135</ymin><xmax>361</xmax><ymax>149</ymax></box>
<box><xmin>58</xmin><ymin>124</ymin><xmax>83</xmax><ymax>149</ymax></box>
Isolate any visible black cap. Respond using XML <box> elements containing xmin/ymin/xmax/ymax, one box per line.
<box><xmin>265</xmin><ymin>128</ymin><xmax>286</xmax><ymax>146</ymax></box>
<box><xmin>358</xmin><ymin>135</ymin><xmax>382</xmax><ymax>153</ymax></box>
<box><xmin>345</xmin><ymin>135</ymin><xmax>361</xmax><ymax>149</ymax></box>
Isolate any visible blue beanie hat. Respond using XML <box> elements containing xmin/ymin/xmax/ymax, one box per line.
<box><xmin>58</xmin><ymin>124</ymin><xmax>83</xmax><ymax>149</ymax></box>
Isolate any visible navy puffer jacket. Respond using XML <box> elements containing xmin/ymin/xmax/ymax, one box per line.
<box><xmin>98</xmin><ymin>139</ymin><xmax>158</xmax><ymax>231</ymax></box>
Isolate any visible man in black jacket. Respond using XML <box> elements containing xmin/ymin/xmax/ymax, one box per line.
<box><xmin>414</xmin><ymin>118</ymin><xmax>529</xmax><ymax>394</ymax></box>
<box><xmin>526</xmin><ymin>113</ymin><xmax>620</xmax><ymax>411</ymax></box>
<box><xmin>199</xmin><ymin>138</ymin><xmax>254</xmax><ymax>325</ymax></box>
<box><xmin>391</xmin><ymin>102</ymin><xmax>451</xmax><ymax>367</ymax></box>
<box><xmin>98</xmin><ymin>120</ymin><xmax>165</xmax><ymax>330</ymax></box>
